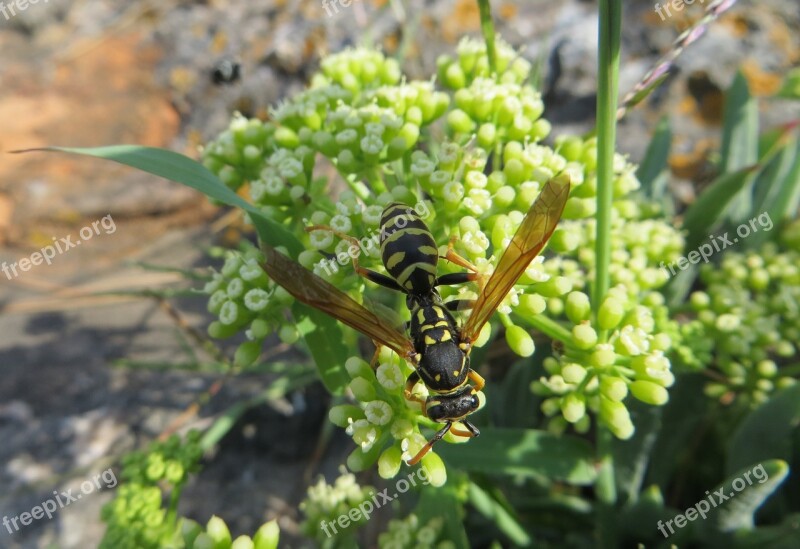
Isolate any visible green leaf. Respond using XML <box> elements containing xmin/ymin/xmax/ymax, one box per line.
<box><xmin>731</xmin><ymin>513</ymin><xmax>800</xmax><ymax>548</ymax></box>
<box><xmin>612</xmin><ymin>400</ymin><xmax>662</xmax><ymax>504</ymax></box>
<box><xmin>727</xmin><ymin>383</ymin><xmax>800</xmax><ymax>475</ymax></box>
<box><xmin>15</xmin><ymin>145</ymin><xmax>302</xmax><ymax>254</ymax></box>
<box><xmin>706</xmin><ymin>460</ymin><xmax>789</xmax><ymax>533</ymax></box>
<box><xmin>776</xmin><ymin>67</ymin><xmax>800</xmax><ymax>99</ymax></box>
<box><xmin>636</xmin><ymin>115</ymin><xmax>672</xmax><ymax>203</ymax></box>
<box><xmin>294</xmin><ymin>306</ymin><xmax>351</xmax><ymax>395</ymax></box>
<box><xmin>19</xmin><ymin>145</ymin><xmax>356</xmax><ymax>394</ymax></box>
<box><xmin>468</xmin><ymin>481</ymin><xmax>531</xmax><ymax>546</ymax></box>
<box><xmin>681</xmin><ymin>165</ymin><xmax>758</xmax><ymax>252</ymax></box>
<box><xmin>436</xmin><ymin>428</ymin><xmax>596</xmax><ymax>485</ymax></box>
<box><xmin>417</xmin><ymin>483</ymin><xmax>470</xmax><ymax>549</ymax></box>
<box><xmin>720</xmin><ymin>71</ymin><xmax>759</xmax><ymax>222</ymax></box>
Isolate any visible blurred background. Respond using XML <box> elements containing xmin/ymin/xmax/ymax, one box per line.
<box><xmin>0</xmin><ymin>0</ymin><xmax>797</xmax><ymax>547</ymax></box>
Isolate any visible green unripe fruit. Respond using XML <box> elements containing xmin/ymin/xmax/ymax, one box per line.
<box><xmin>274</xmin><ymin>126</ymin><xmax>300</xmax><ymax>149</ymax></box>
<box><xmin>231</xmin><ymin>536</ymin><xmax>255</xmax><ymax>549</ymax></box>
<box><xmin>477</xmin><ymin>123</ymin><xmax>497</xmax><ymax>148</ymax></box>
<box><xmin>590</xmin><ymin>344</ymin><xmax>616</xmax><ymax>368</ymax></box>
<box><xmin>561</xmin><ymin>363</ymin><xmax>587</xmax><ymax>384</ymax></box>
<box><xmin>378</xmin><ymin>445</ymin><xmax>403</xmax><ymax>479</ymax></box>
<box><xmin>599</xmin><ymin>396</ymin><xmax>634</xmax><ymax>439</ymax></box>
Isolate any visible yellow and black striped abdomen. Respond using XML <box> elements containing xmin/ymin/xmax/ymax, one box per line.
<box><xmin>380</xmin><ymin>202</ymin><xmax>439</xmax><ymax>295</ymax></box>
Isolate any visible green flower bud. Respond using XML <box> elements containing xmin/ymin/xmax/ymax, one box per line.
<box><xmin>566</xmin><ymin>292</ymin><xmax>591</xmax><ymax>323</ymax></box>
<box><xmin>600</xmin><ymin>376</ymin><xmax>628</xmax><ymax>401</ymax></box>
<box><xmin>420</xmin><ymin>452</ymin><xmax>447</xmax><ymax>487</ymax></box>
<box><xmin>253</xmin><ymin>520</ymin><xmax>280</xmax><ymax>549</ymax></box>
<box><xmin>599</xmin><ymin>397</ymin><xmax>634</xmax><ymax>439</ymax></box>
<box><xmin>518</xmin><ymin>294</ymin><xmax>547</xmax><ymax>316</ymax></box>
<box><xmin>590</xmin><ymin>344</ymin><xmax>616</xmax><ymax>368</ymax></box>
<box><xmin>378</xmin><ymin>445</ymin><xmax>403</xmax><ymax>479</ymax></box>
<box><xmin>349</xmin><ymin>377</ymin><xmax>377</xmax><ymax>401</ymax></box>
<box><xmin>193</xmin><ymin>533</ymin><xmax>215</xmax><ymax>549</ymax></box>
<box><xmin>561</xmin><ymin>363</ymin><xmax>587</xmax><ymax>384</ymax></box>
<box><xmin>561</xmin><ymin>393</ymin><xmax>586</xmax><ymax>423</ymax></box>
<box><xmin>329</xmin><ymin>405</ymin><xmax>365</xmax><ymax>427</ymax></box>
<box><xmin>206</xmin><ymin>516</ymin><xmax>232</xmax><ymax>549</ymax></box>
<box><xmin>274</xmin><ymin>127</ymin><xmax>300</xmax><ymax>149</ymax></box>
<box><xmin>629</xmin><ymin>380</ymin><xmax>669</xmax><ymax>405</ymax></box>
<box><xmin>235</xmin><ymin>340</ymin><xmax>262</xmax><ymax>368</ymax></box>
<box><xmin>572</xmin><ymin>323</ymin><xmax>598</xmax><ymax>350</ymax></box>
<box><xmin>598</xmin><ymin>296</ymin><xmax>625</xmax><ymax>330</ymax></box>
<box><xmin>506</xmin><ymin>325</ymin><xmax>535</xmax><ymax>357</ymax></box>
<box><xmin>231</xmin><ymin>536</ymin><xmax>255</xmax><ymax>549</ymax></box>
<box><xmin>447</xmin><ymin>109</ymin><xmax>476</xmax><ymax>133</ymax></box>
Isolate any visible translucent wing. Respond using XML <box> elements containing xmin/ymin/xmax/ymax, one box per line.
<box><xmin>461</xmin><ymin>175</ymin><xmax>570</xmax><ymax>343</ymax></box>
<box><xmin>262</xmin><ymin>246</ymin><xmax>415</xmax><ymax>358</ymax></box>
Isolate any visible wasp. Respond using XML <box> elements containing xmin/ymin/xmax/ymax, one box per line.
<box><xmin>262</xmin><ymin>175</ymin><xmax>570</xmax><ymax>465</ymax></box>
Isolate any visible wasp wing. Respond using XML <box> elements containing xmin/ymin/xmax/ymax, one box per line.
<box><xmin>262</xmin><ymin>246</ymin><xmax>414</xmax><ymax>358</ymax></box>
<box><xmin>461</xmin><ymin>175</ymin><xmax>570</xmax><ymax>343</ymax></box>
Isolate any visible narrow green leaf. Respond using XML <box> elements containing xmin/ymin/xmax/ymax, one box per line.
<box><xmin>681</xmin><ymin>166</ymin><xmax>758</xmax><ymax>251</ymax></box>
<box><xmin>709</xmin><ymin>460</ymin><xmax>789</xmax><ymax>533</ymax></box>
<box><xmin>748</xmin><ymin>137</ymin><xmax>800</xmax><ymax>249</ymax></box>
<box><xmin>436</xmin><ymin>428</ymin><xmax>596</xmax><ymax>485</ymax></box>
<box><xmin>720</xmin><ymin>71</ymin><xmax>759</xmax><ymax>222</ymax></box>
<box><xmin>468</xmin><ymin>481</ymin><xmax>531</xmax><ymax>546</ymax></box>
<box><xmin>727</xmin><ymin>383</ymin><xmax>800</xmax><ymax>475</ymax></box>
<box><xmin>636</xmin><ymin>115</ymin><xmax>672</xmax><ymax>201</ymax></box>
<box><xmin>16</xmin><ymin>145</ymin><xmax>302</xmax><ymax>254</ymax></box>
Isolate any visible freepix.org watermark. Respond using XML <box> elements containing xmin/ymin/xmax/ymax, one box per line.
<box><xmin>321</xmin><ymin>0</ymin><xmax>361</xmax><ymax>18</ymax></box>
<box><xmin>320</xmin><ymin>468</ymin><xmax>430</xmax><ymax>538</ymax></box>
<box><xmin>0</xmin><ymin>0</ymin><xmax>49</xmax><ymax>21</ymax></box>
<box><xmin>3</xmin><ymin>468</ymin><xmax>117</xmax><ymax>535</ymax></box>
<box><xmin>659</xmin><ymin>211</ymin><xmax>773</xmax><ymax>278</ymax></box>
<box><xmin>2</xmin><ymin>214</ymin><xmax>116</xmax><ymax>280</ymax></box>
<box><xmin>314</xmin><ymin>201</ymin><xmax>430</xmax><ymax>277</ymax></box>
<box><xmin>657</xmin><ymin>462</ymin><xmax>769</xmax><ymax>537</ymax></box>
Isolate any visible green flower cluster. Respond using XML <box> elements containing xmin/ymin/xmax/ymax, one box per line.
<box><xmin>204</xmin><ymin>243</ymin><xmax>300</xmax><ymax>368</ymax></box>
<box><xmin>199</xmin><ymin>38</ymin><xmax>687</xmax><ymax>465</ymax></box>
<box><xmin>179</xmin><ymin>516</ymin><xmax>279</xmax><ymax>549</ymax></box>
<box><xmin>378</xmin><ymin>514</ymin><xmax>453</xmax><ymax>549</ymax></box>
<box><xmin>437</xmin><ymin>36</ymin><xmax>532</xmax><ymax>88</ymax></box>
<box><xmin>328</xmin><ymin>352</ymin><xmax>455</xmax><ymax>485</ymax></box>
<box><xmin>687</xmin><ymin>242</ymin><xmax>799</xmax><ymax>406</ymax></box>
<box><xmin>299</xmin><ymin>469</ymin><xmax>374</xmax><ymax>543</ymax></box>
<box><xmin>525</xmin><ymin>136</ymin><xmax>685</xmax><ymax>438</ymax></box>
<box><xmin>100</xmin><ymin>432</ymin><xmax>203</xmax><ymax>549</ymax></box>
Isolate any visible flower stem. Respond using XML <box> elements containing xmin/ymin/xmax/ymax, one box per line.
<box><xmin>594</xmin><ymin>2</ymin><xmax>622</xmax><ymax>547</ymax></box>
<box><xmin>477</xmin><ymin>0</ymin><xmax>497</xmax><ymax>74</ymax></box>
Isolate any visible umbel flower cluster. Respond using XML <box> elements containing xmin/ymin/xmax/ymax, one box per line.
<box><xmin>682</xmin><ymin>234</ymin><xmax>800</xmax><ymax>407</ymax></box>
<box><xmin>199</xmin><ymin>36</ymin><xmax>691</xmax><ymax>478</ymax></box>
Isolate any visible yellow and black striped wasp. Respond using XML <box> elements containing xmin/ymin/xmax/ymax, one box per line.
<box><xmin>261</xmin><ymin>175</ymin><xmax>569</xmax><ymax>465</ymax></box>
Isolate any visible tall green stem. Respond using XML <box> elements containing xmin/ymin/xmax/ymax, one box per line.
<box><xmin>595</xmin><ymin>2</ymin><xmax>622</xmax><ymax>548</ymax></box>
<box><xmin>477</xmin><ymin>0</ymin><xmax>497</xmax><ymax>74</ymax></box>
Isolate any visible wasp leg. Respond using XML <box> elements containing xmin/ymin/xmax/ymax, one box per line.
<box><xmin>443</xmin><ymin>299</ymin><xmax>475</xmax><ymax>313</ymax></box>
<box><xmin>450</xmin><ymin>420</ymin><xmax>480</xmax><ymax>438</ymax></box>
<box><xmin>441</xmin><ymin>235</ymin><xmax>481</xmax><ymax>274</ymax></box>
<box><xmin>435</xmin><ymin>271</ymin><xmax>479</xmax><ymax>287</ymax></box>
<box><xmin>306</xmin><ymin>225</ymin><xmax>404</xmax><ymax>292</ymax></box>
<box><xmin>468</xmin><ymin>369</ymin><xmax>486</xmax><ymax>392</ymax></box>
<box><xmin>404</xmin><ymin>371</ymin><xmax>427</xmax><ymax>410</ymax></box>
<box><xmin>407</xmin><ymin>421</ymin><xmax>452</xmax><ymax>466</ymax></box>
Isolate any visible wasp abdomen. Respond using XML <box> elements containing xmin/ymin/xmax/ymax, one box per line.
<box><xmin>380</xmin><ymin>203</ymin><xmax>438</xmax><ymax>294</ymax></box>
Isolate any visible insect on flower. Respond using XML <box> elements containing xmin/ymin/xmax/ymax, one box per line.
<box><xmin>261</xmin><ymin>175</ymin><xmax>570</xmax><ymax>465</ymax></box>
